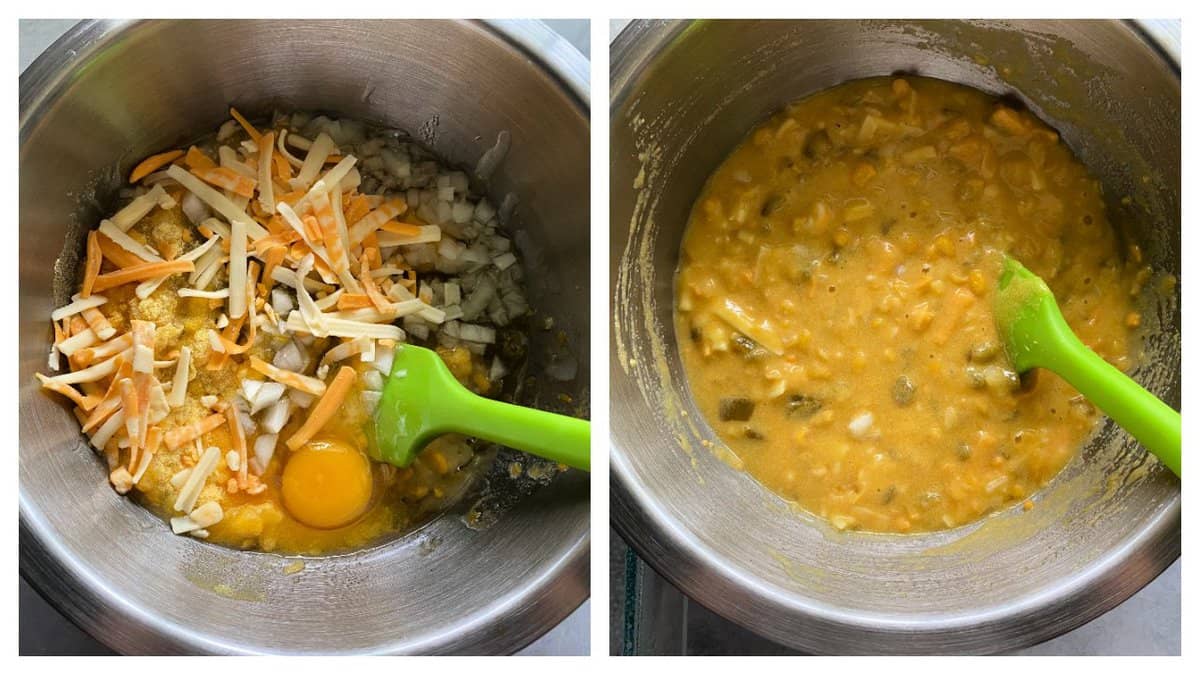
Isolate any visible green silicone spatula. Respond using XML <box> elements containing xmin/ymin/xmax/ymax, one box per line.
<box><xmin>994</xmin><ymin>256</ymin><xmax>1180</xmax><ymax>477</ymax></box>
<box><xmin>370</xmin><ymin>344</ymin><xmax>590</xmax><ymax>471</ymax></box>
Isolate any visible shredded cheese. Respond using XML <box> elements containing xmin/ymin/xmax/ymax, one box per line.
<box><xmin>375</xmin><ymin>225</ymin><xmax>442</xmax><ymax>247</ymax></box>
<box><xmin>164</xmin><ymin>413</ymin><xmax>226</xmax><ymax>450</ymax></box>
<box><xmin>129</xmin><ymin>150</ymin><xmax>185</xmax><ymax>184</ymax></box>
<box><xmin>249</xmin><ymin>356</ymin><xmax>327</xmax><ymax>396</ymax></box>
<box><xmin>285</xmin><ymin>311</ymin><xmax>405</xmax><ymax>341</ymax></box>
<box><xmin>56</xmin><ymin>328</ymin><xmax>98</xmax><ymax>357</ymax></box>
<box><xmin>167</xmin><ymin>347</ymin><xmax>191</xmax><ymax>408</ymax></box>
<box><xmin>51</xmin><ymin>295</ymin><xmax>108</xmax><ymax>323</ymax></box>
<box><xmin>286</xmin><ymin>366</ymin><xmax>357</xmax><ymax>450</ymax></box>
<box><xmin>291</xmin><ymin>132</ymin><xmax>336</xmax><ymax>190</ymax></box>
<box><xmin>173</xmin><ymin>446</ymin><xmax>221</xmax><ymax>513</ymax></box>
<box><xmin>111</xmin><ymin>184</ymin><xmax>175</xmax><ymax>231</ymax></box>
<box><xmin>165</xmin><ymin>165</ymin><xmax>268</xmax><ymax>240</ymax></box>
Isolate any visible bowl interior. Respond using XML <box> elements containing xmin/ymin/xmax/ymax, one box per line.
<box><xmin>21</xmin><ymin>19</ymin><xmax>589</xmax><ymax>654</ymax></box>
<box><xmin>610</xmin><ymin>19</ymin><xmax>1179</xmax><ymax>654</ymax></box>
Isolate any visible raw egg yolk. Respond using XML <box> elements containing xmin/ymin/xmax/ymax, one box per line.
<box><xmin>281</xmin><ymin>438</ymin><xmax>373</xmax><ymax>529</ymax></box>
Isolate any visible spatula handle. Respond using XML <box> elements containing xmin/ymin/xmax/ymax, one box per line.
<box><xmin>446</xmin><ymin>394</ymin><xmax>591</xmax><ymax>471</ymax></box>
<box><xmin>1042</xmin><ymin>327</ymin><xmax>1181</xmax><ymax>477</ymax></box>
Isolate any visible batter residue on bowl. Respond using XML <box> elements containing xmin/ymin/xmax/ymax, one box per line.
<box><xmin>675</xmin><ymin>76</ymin><xmax>1151</xmax><ymax>533</ymax></box>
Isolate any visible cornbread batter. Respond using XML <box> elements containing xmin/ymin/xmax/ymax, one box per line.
<box><xmin>676</xmin><ymin>77</ymin><xmax>1147</xmax><ymax>533</ymax></box>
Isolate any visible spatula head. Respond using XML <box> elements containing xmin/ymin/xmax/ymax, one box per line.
<box><xmin>994</xmin><ymin>255</ymin><xmax>1066</xmax><ymax>373</ymax></box>
<box><xmin>370</xmin><ymin>344</ymin><xmax>464</xmax><ymax>468</ymax></box>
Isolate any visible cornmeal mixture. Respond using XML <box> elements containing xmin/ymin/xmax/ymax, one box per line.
<box><xmin>676</xmin><ymin>77</ymin><xmax>1149</xmax><ymax>533</ymax></box>
<box><xmin>39</xmin><ymin>110</ymin><xmax>532</xmax><ymax>553</ymax></box>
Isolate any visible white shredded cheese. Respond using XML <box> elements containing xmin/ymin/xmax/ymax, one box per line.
<box><xmin>135</xmin><ymin>275</ymin><xmax>171</xmax><ymax>300</ymax></box>
<box><xmin>56</xmin><ymin>328</ymin><xmax>98</xmax><ymax>357</ymax></box>
<box><xmin>111</xmin><ymin>184</ymin><xmax>173</xmax><ymax>231</ymax></box>
<box><xmin>228</xmin><ymin>219</ymin><xmax>248</xmax><ymax>319</ymax></box>
<box><xmin>271</xmin><ymin>266</ymin><xmax>333</xmax><ymax>294</ymax></box>
<box><xmin>284</xmin><ymin>312</ymin><xmax>405</xmax><ymax>340</ymax></box>
<box><xmin>171</xmin><ymin>501</ymin><xmax>224</xmax><ymax>534</ymax></box>
<box><xmin>90</xmin><ymin>409</ymin><xmax>125</xmax><ymax>451</ymax></box>
<box><xmin>167</xmin><ymin>347</ymin><xmax>191</xmax><ymax>409</ymax></box>
<box><xmin>178</xmin><ymin>288</ymin><xmax>230</xmax><ymax>299</ymax></box>
<box><xmin>41</xmin><ymin>353</ymin><xmax>121</xmax><ymax>385</ymax></box>
<box><xmin>132</xmin><ymin>344</ymin><xmax>155</xmax><ymax>374</ymax></box>
<box><xmin>50</xmin><ymin>295</ymin><xmax>108</xmax><ymax>322</ymax></box>
<box><xmin>291</xmin><ymin>132</ymin><xmax>336</xmax><ymax>191</ymax></box>
<box><xmin>173</xmin><ymin>446</ymin><xmax>221</xmax><ymax>513</ymax></box>
<box><xmin>179</xmin><ymin>236</ymin><xmax>220</xmax><ymax>262</ymax></box>
<box><xmin>98</xmin><ymin>220</ymin><xmax>163</xmax><ymax>262</ymax></box>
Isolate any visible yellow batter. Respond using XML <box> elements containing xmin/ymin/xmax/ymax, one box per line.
<box><xmin>676</xmin><ymin>76</ymin><xmax>1147</xmax><ymax>533</ymax></box>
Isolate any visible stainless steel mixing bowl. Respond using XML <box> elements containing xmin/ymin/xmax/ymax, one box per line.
<box><xmin>611</xmin><ymin>19</ymin><xmax>1179</xmax><ymax>655</ymax></box>
<box><xmin>20</xmin><ymin>19</ymin><xmax>589</xmax><ymax>655</ymax></box>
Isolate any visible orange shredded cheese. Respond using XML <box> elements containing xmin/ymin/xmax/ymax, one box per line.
<box><xmin>286</xmin><ymin>366</ymin><xmax>357</xmax><ymax>451</ymax></box>
<box><xmin>336</xmin><ymin>293</ymin><xmax>374</xmax><ymax>310</ymax></box>
<box><xmin>260</xmin><ymin>245</ymin><xmax>286</xmax><ymax>293</ymax></box>
<box><xmin>96</xmin><ymin>232</ymin><xmax>148</xmax><ymax>269</ymax></box>
<box><xmin>34</xmin><ymin>374</ymin><xmax>101</xmax><ymax>411</ymax></box>
<box><xmin>257</xmin><ymin>131</ymin><xmax>276</xmax><ymax>215</ymax></box>
<box><xmin>75</xmin><ymin>333</ymin><xmax>132</xmax><ymax>367</ymax></box>
<box><xmin>228</xmin><ymin>107</ymin><xmax>262</xmax><ymax>143</ymax></box>
<box><xmin>185</xmin><ymin>146</ymin><xmax>217</xmax><ymax>170</ymax></box>
<box><xmin>360</xmin><ymin>258</ymin><xmax>394</xmax><ymax>313</ymax></box>
<box><xmin>133</xmin><ymin>425</ymin><xmax>163</xmax><ymax>483</ymax></box>
<box><xmin>81</xmin><ymin>307</ymin><xmax>116</xmax><ymax>341</ymax></box>
<box><xmin>249</xmin><ymin>356</ymin><xmax>327</xmax><ymax>396</ymax></box>
<box><xmin>164</xmin><ymin>413</ymin><xmax>227</xmax><ymax>450</ymax></box>
<box><xmin>273</xmin><ymin>151</ymin><xmax>292</xmax><ymax>180</ymax></box>
<box><xmin>129</xmin><ymin>149</ymin><xmax>184</xmax><ymax>183</ymax></box>
<box><xmin>120</xmin><ymin>378</ymin><xmax>141</xmax><ymax>465</ymax></box>
<box><xmin>378</xmin><ymin>221</ymin><xmax>424</xmax><ymax>237</ymax></box>
<box><xmin>81</xmin><ymin>231</ymin><xmax>102</xmax><ymax>298</ymax></box>
<box><xmin>191</xmin><ymin>166</ymin><xmax>257</xmax><ymax>198</ymax></box>
<box><xmin>362</xmin><ymin>232</ymin><xmax>382</xmax><ymax>269</ymax></box>
<box><xmin>91</xmin><ymin>260</ymin><xmax>194</xmax><ymax>293</ymax></box>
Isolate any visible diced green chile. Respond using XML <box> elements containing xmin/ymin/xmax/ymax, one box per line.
<box><xmin>804</xmin><ymin>129</ymin><xmax>833</xmax><ymax>159</ymax></box>
<box><xmin>731</xmin><ymin>333</ymin><xmax>768</xmax><ymax>361</ymax></box>
<box><xmin>761</xmin><ymin>193</ymin><xmax>785</xmax><ymax>217</ymax></box>
<box><xmin>731</xmin><ymin>333</ymin><xmax>757</xmax><ymax>353</ymax></box>
<box><xmin>719</xmin><ymin>397</ymin><xmax>756</xmax><ymax>421</ymax></box>
<box><xmin>881</xmin><ymin>485</ymin><xmax>896</xmax><ymax>504</ymax></box>
<box><xmin>787</xmin><ymin>394</ymin><xmax>822</xmax><ymax>418</ymax></box>
<box><xmin>891</xmin><ymin>375</ymin><xmax>916</xmax><ymax>406</ymax></box>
